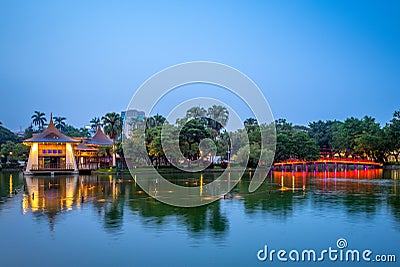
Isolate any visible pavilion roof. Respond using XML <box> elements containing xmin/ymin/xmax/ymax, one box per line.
<box><xmin>24</xmin><ymin>114</ymin><xmax>80</xmax><ymax>143</ymax></box>
<box><xmin>85</xmin><ymin>125</ymin><xmax>113</xmax><ymax>146</ymax></box>
<box><xmin>76</xmin><ymin>142</ymin><xmax>98</xmax><ymax>151</ymax></box>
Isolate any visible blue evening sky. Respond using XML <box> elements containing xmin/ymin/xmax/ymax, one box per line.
<box><xmin>0</xmin><ymin>0</ymin><xmax>399</xmax><ymax>131</ymax></box>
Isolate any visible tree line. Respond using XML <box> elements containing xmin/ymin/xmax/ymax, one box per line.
<box><xmin>124</xmin><ymin>108</ymin><xmax>400</xmax><ymax>168</ymax></box>
<box><xmin>1</xmin><ymin>108</ymin><xmax>399</xmax><ymax>169</ymax></box>
<box><xmin>237</xmin><ymin>111</ymin><xmax>400</xmax><ymax>165</ymax></box>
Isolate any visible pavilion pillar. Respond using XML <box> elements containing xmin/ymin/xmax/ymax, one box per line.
<box><xmin>66</xmin><ymin>143</ymin><xmax>78</xmax><ymax>173</ymax></box>
<box><xmin>25</xmin><ymin>143</ymin><xmax>38</xmax><ymax>174</ymax></box>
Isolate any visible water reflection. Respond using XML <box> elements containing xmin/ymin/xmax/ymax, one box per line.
<box><xmin>0</xmin><ymin>171</ymin><xmax>24</xmax><ymax>200</ymax></box>
<box><xmin>128</xmin><ymin>198</ymin><xmax>229</xmax><ymax>238</ymax></box>
<box><xmin>23</xmin><ymin>175</ymin><xmax>78</xmax><ymax>213</ymax></box>
<box><xmin>242</xmin><ymin>169</ymin><xmax>400</xmax><ymax>222</ymax></box>
<box><xmin>18</xmin><ymin>174</ymin><xmax>229</xmax><ymax>237</ymax></box>
<box><xmin>0</xmin><ymin>169</ymin><xmax>399</xmax><ymax>236</ymax></box>
<box><xmin>278</xmin><ymin>170</ymin><xmax>400</xmax><ymax>226</ymax></box>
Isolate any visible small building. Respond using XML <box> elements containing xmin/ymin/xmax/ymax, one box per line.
<box><xmin>75</xmin><ymin>124</ymin><xmax>113</xmax><ymax>170</ymax></box>
<box><xmin>24</xmin><ymin>115</ymin><xmax>113</xmax><ymax>175</ymax></box>
<box><xmin>121</xmin><ymin>109</ymin><xmax>145</xmax><ymax>137</ymax></box>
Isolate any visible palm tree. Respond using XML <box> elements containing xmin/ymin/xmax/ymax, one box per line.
<box><xmin>102</xmin><ymin>113</ymin><xmax>123</xmax><ymax>141</ymax></box>
<box><xmin>207</xmin><ymin>105</ymin><xmax>229</xmax><ymax>126</ymax></box>
<box><xmin>90</xmin><ymin>117</ymin><xmax>100</xmax><ymax>132</ymax></box>
<box><xmin>146</xmin><ymin>114</ymin><xmax>166</xmax><ymax>128</ymax></box>
<box><xmin>244</xmin><ymin>118</ymin><xmax>258</xmax><ymax>127</ymax></box>
<box><xmin>186</xmin><ymin>106</ymin><xmax>206</xmax><ymax>119</ymax></box>
<box><xmin>244</xmin><ymin>117</ymin><xmax>258</xmax><ymax>133</ymax></box>
<box><xmin>53</xmin><ymin>116</ymin><xmax>66</xmax><ymax>131</ymax></box>
<box><xmin>207</xmin><ymin>105</ymin><xmax>229</xmax><ymax>139</ymax></box>
<box><xmin>31</xmin><ymin>111</ymin><xmax>47</xmax><ymax>131</ymax></box>
<box><xmin>153</xmin><ymin>114</ymin><xmax>166</xmax><ymax>127</ymax></box>
<box><xmin>102</xmin><ymin>112</ymin><xmax>123</xmax><ymax>166</ymax></box>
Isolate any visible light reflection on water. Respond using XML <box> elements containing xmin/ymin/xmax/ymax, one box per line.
<box><xmin>0</xmin><ymin>169</ymin><xmax>399</xmax><ymax>267</ymax></box>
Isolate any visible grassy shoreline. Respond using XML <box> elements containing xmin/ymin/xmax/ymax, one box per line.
<box><xmin>92</xmin><ymin>166</ymin><xmax>252</xmax><ymax>175</ymax></box>
<box><xmin>93</xmin><ymin>163</ymin><xmax>400</xmax><ymax>175</ymax></box>
<box><xmin>1</xmin><ymin>163</ymin><xmax>399</xmax><ymax>174</ymax></box>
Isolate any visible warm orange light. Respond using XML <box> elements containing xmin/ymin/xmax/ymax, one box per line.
<box><xmin>292</xmin><ymin>175</ymin><xmax>295</xmax><ymax>191</ymax></box>
<box><xmin>200</xmin><ymin>174</ymin><xmax>203</xmax><ymax>196</ymax></box>
<box><xmin>9</xmin><ymin>174</ymin><xmax>13</xmax><ymax>196</ymax></box>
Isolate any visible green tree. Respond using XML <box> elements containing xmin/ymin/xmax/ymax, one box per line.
<box><xmin>330</xmin><ymin>116</ymin><xmax>385</xmax><ymax>159</ymax></box>
<box><xmin>159</xmin><ymin>124</ymin><xmax>181</xmax><ymax>166</ymax></box>
<box><xmin>331</xmin><ymin>117</ymin><xmax>364</xmax><ymax>157</ymax></box>
<box><xmin>102</xmin><ymin>113</ymin><xmax>123</xmax><ymax>141</ymax></box>
<box><xmin>90</xmin><ymin>117</ymin><xmax>101</xmax><ymax>131</ymax></box>
<box><xmin>293</xmin><ymin>131</ymin><xmax>320</xmax><ymax>161</ymax></box>
<box><xmin>386</xmin><ymin>110</ymin><xmax>400</xmax><ymax>162</ymax></box>
<box><xmin>53</xmin><ymin>116</ymin><xmax>66</xmax><ymax>131</ymax></box>
<box><xmin>0</xmin><ymin>141</ymin><xmax>29</xmax><ymax>164</ymax></box>
<box><xmin>179</xmin><ymin>119</ymin><xmax>211</xmax><ymax>162</ymax></box>
<box><xmin>102</xmin><ymin>112</ymin><xmax>123</xmax><ymax>166</ymax></box>
<box><xmin>123</xmin><ymin>128</ymin><xmax>149</xmax><ymax>167</ymax></box>
<box><xmin>355</xmin><ymin>128</ymin><xmax>388</xmax><ymax>162</ymax></box>
<box><xmin>206</xmin><ymin>105</ymin><xmax>229</xmax><ymax>139</ymax></box>
<box><xmin>31</xmin><ymin>111</ymin><xmax>47</xmax><ymax>131</ymax></box>
<box><xmin>230</xmin><ymin>129</ymin><xmax>248</xmax><ymax>154</ymax></box>
<box><xmin>175</xmin><ymin>117</ymin><xmax>188</xmax><ymax>128</ymax></box>
<box><xmin>235</xmin><ymin>144</ymin><xmax>250</xmax><ymax>166</ymax></box>
<box><xmin>273</xmin><ymin>119</ymin><xmax>319</xmax><ymax>162</ymax></box>
<box><xmin>0</xmin><ymin>141</ymin><xmax>15</xmax><ymax>163</ymax></box>
<box><xmin>275</xmin><ymin>118</ymin><xmax>293</xmax><ymax>132</ymax></box>
<box><xmin>308</xmin><ymin>120</ymin><xmax>340</xmax><ymax>156</ymax></box>
<box><xmin>23</xmin><ymin>125</ymin><xmax>34</xmax><ymax>139</ymax></box>
<box><xmin>215</xmin><ymin>131</ymin><xmax>231</xmax><ymax>159</ymax></box>
<box><xmin>146</xmin><ymin>114</ymin><xmax>166</xmax><ymax>128</ymax></box>
<box><xmin>62</xmin><ymin>125</ymin><xmax>90</xmax><ymax>138</ymax></box>
<box><xmin>11</xmin><ymin>143</ymin><xmax>30</xmax><ymax>161</ymax></box>
<box><xmin>207</xmin><ymin>105</ymin><xmax>229</xmax><ymax>126</ymax></box>
<box><xmin>231</xmin><ymin>120</ymin><xmax>274</xmax><ymax>167</ymax></box>
<box><xmin>275</xmin><ymin>131</ymin><xmax>293</xmax><ymax>162</ymax></box>
<box><xmin>145</xmin><ymin>126</ymin><xmax>163</xmax><ymax>166</ymax></box>
<box><xmin>0</xmin><ymin>124</ymin><xmax>18</xmax><ymax>145</ymax></box>
<box><xmin>148</xmin><ymin>131</ymin><xmax>164</xmax><ymax>168</ymax></box>
<box><xmin>354</xmin><ymin>116</ymin><xmax>383</xmax><ymax>161</ymax></box>
<box><xmin>244</xmin><ymin>118</ymin><xmax>258</xmax><ymax>132</ymax></box>
<box><xmin>186</xmin><ymin>106</ymin><xmax>206</xmax><ymax>119</ymax></box>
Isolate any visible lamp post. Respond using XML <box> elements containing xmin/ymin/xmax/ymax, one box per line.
<box><xmin>227</xmin><ymin>148</ymin><xmax>231</xmax><ymax>168</ymax></box>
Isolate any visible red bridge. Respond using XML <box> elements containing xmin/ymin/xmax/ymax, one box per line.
<box><xmin>273</xmin><ymin>158</ymin><xmax>382</xmax><ymax>171</ymax></box>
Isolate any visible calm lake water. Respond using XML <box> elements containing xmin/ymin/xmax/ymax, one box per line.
<box><xmin>0</xmin><ymin>169</ymin><xmax>399</xmax><ymax>267</ymax></box>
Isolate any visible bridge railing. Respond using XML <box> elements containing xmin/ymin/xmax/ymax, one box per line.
<box><xmin>273</xmin><ymin>158</ymin><xmax>382</xmax><ymax>166</ymax></box>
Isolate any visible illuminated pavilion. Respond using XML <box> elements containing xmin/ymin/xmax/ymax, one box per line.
<box><xmin>23</xmin><ymin>115</ymin><xmax>113</xmax><ymax>174</ymax></box>
<box><xmin>75</xmin><ymin>124</ymin><xmax>113</xmax><ymax>170</ymax></box>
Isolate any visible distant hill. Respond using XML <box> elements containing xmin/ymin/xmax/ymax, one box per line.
<box><xmin>0</xmin><ymin>125</ymin><xmax>19</xmax><ymax>145</ymax></box>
